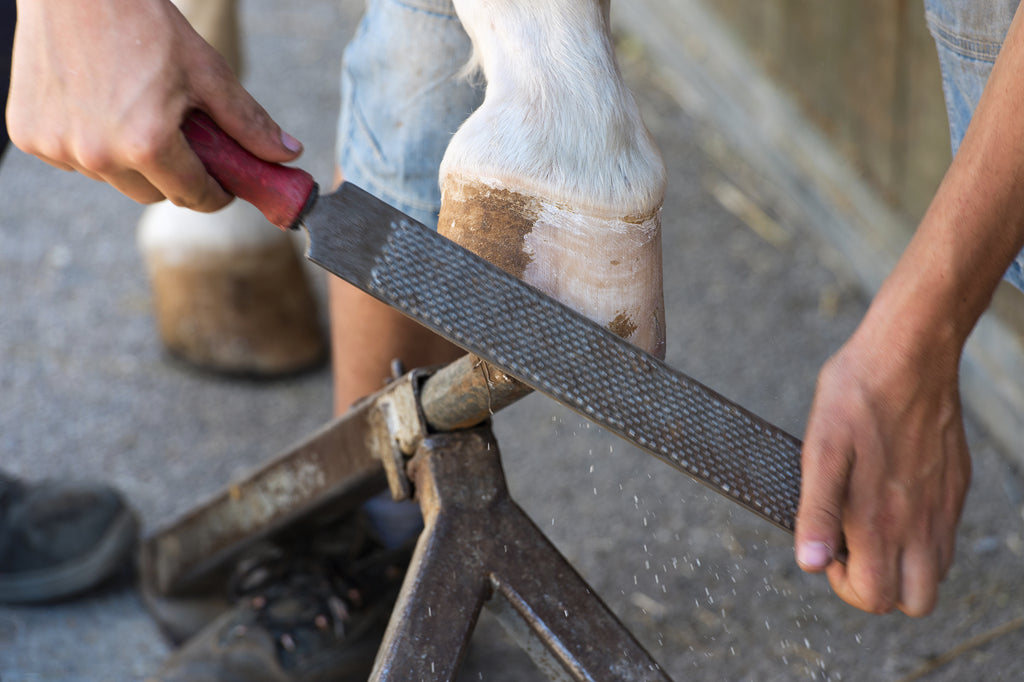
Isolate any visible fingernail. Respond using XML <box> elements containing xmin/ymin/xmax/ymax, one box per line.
<box><xmin>797</xmin><ymin>541</ymin><xmax>833</xmax><ymax>569</ymax></box>
<box><xmin>282</xmin><ymin>131</ymin><xmax>303</xmax><ymax>153</ymax></box>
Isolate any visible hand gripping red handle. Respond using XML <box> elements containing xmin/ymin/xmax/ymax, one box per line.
<box><xmin>181</xmin><ymin>111</ymin><xmax>317</xmax><ymax>230</ymax></box>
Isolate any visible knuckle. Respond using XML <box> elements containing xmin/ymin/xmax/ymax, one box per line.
<box><xmin>229</xmin><ymin>102</ymin><xmax>276</xmax><ymax>142</ymax></box>
<box><xmin>857</xmin><ymin>585</ymin><xmax>898</xmax><ymax>615</ymax></box>
<box><xmin>799</xmin><ymin>502</ymin><xmax>843</xmax><ymax>528</ymax></box>
<box><xmin>797</xmin><ymin>498</ymin><xmax>844</xmax><ymax>529</ymax></box>
<box><xmin>167</xmin><ymin>193</ymin><xmax>202</xmax><ymax>210</ymax></box>
<box><xmin>29</xmin><ymin>139</ymin><xmax>64</xmax><ymax>164</ymax></box>
<box><xmin>6</xmin><ymin>124</ymin><xmax>34</xmax><ymax>154</ymax></box>
<box><xmin>119</xmin><ymin>126</ymin><xmax>170</xmax><ymax>169</ymax></box>
<box><xmin>164</xmin><ymin>186</ymin><xmax>202</xmax><ymax>210</ymax></box>
<box><xmin>840</xmin><ymin>560</ymin><xmax>899</xmax><ymax>615</ymax></box>
<box><xmin>168</xmin><ymin>181</ymin><xmax>226</xmax><ymax>213</ymax></box>
<box><xmin>801</xmin><ymin>438</ymin><xmax>853</xmax><ymax>493</ymax></box>
<box><xmin>867</xmin><ymin>599</ymin><xmax>896</xmax><ymax>615</ymax></box>
<box><xmin>193</xmin><ymin>56</ymin><xmax>271</xmax><ymax>128</ymax></box>
<box><xmin>9</xmin><ymin>122</ymin><xmax>64</xmax><ymax>162</ymax></box>
<box><xmin>194</xmin><ymin>50</ymin><xmax>233</xmax><ymax>82</ymax></box>
<box><xmin>5</xmin><ymin>110</ymin><xmax>36</xmax><ymax>147</ymax></box>
<box><xmin>73</xmin><ymin>142</ymin><xmax>117</xmax><ymax>175</ymax></box>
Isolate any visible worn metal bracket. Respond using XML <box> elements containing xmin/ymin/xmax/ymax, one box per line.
<box><xmin>371</xmin><ymin>427</ymin><xmax>670</xmax><ymax>681</ymax></box>
<box><xmin>368</xmin><ymin>366</ymin><xmax>433</xmax><ymax>502</ymax></box>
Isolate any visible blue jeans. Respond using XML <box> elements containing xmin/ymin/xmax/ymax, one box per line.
<box><xmin>924</xmin><ymin>0</ymin><xmax>1024</xmax><ymax>290</ymax></box>
<box><xmin>336</xmin><ymin>0</ymin><xmax>483</xmax><ymax>231</ymax></box>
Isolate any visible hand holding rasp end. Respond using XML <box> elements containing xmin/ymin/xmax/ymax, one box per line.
<box><xmin>180</xmin><ymin>109</ymin><xmax>806</xmax><ymax>535</ymax></box>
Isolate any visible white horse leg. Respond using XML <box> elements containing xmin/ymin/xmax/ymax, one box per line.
<box><xmin>440</xmin><ymin>0</ymin><xmax>666</xmax><ymax>357</ymax></box>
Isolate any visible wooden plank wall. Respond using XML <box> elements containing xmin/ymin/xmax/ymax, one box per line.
<box><xmin>710</xmin><ymin>0</ymin><xmax>949</xmax><ymax>222</ymax></box>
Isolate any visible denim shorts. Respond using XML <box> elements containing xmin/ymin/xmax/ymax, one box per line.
<box><xmin>924</xmin><ymin>0</ymin><xmax>1024</xmax><ymax>290</ymax></box>
<box><xmin>336</xmin><ymin>0</ymin><xmax>483</xmax><ymax>230</ymax></box>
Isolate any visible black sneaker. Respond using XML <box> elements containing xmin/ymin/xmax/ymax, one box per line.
<box><xmin>146</xmin><ymin>513</ymin><xmax>412</xmax><ymax>682</ymax></box>
<box><xmin>0</xmin><ymin>472</ymin><xmax>139</xmax><ymax>604</ymax></box>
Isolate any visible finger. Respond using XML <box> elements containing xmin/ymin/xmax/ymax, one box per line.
<box><xmin>938</xmin><ymin>530</ymin><xmax>958</xmax><ymax>580</ymax></box>
<box><xmin>98</xmin><ymin>167</ymin><xmax>174</xmax><ymax>206</ymax></box>
<box><xmin>33</xmin><ymin>139</ymin><xmax>167</xmax><ymax>202</ymax></box>
<box><xmin>824</xmin><ymin>464</ymin><xmax>902</xmax><ymax>613</ymax></box>
<box><xmin>35</xmin><ymin>157</ymin><xmax>78</xmax><ymax>174</ymax></box>
<box><xmin>827</xmin><ymin>542</ymin><xmax>901</xmax><ymax>614</ymax></box>
<box><xmin>135</xmin><ymin>127</ymin><xmax>233</xmax><ymax>212</ymax></box>
<box><xmin>897</xmin><ymin>546</ymin><xmax>940</xmax><ymax>617</ymax></box>
<box><xmin>54</xmin><ymin>118</ymin><xmax>230</xmax><ymax>210</ymax></box>
<box><xmin>99</xmin><ymin>112</ymin><xmax>232</xmax><ymax>211</ymax></box>
<box><xmin>795</xmin><ymin>417</ymin><xmax>851</xmax><ymax>572</ymax></box>
<box><xmin>192</xmin><ymin>57</ymin><xmax>303</xmax><ymax>165</ymax></box>
<box><xmin>10</xmin><ymin>134</ymin><xmax>80</xmax><ymax>174</ymax></box>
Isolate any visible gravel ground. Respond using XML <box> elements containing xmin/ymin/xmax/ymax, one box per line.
<box><xmin>2</xmin><ymin>1</ymin><xmax>1023</xmax><ymax>680</ymax></box>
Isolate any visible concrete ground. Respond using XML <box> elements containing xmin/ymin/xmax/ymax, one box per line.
<box><xmin>2</xmin><ymin>1</ymin><xmax>1024</xmax><ymax>680</ymax></box>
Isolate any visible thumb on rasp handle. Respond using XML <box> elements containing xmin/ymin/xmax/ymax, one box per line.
<box><xmin>181</xmin><ymin>110</ymin><xmax>317</xmax><ymax>230</ymax></box>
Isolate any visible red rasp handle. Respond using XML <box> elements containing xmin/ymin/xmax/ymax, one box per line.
<box><xmin>181</xmin><ymin>110</ymin><xmax>316</xmax><ymax>230</ymax></box>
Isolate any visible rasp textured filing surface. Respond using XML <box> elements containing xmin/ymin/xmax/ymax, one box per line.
<box><xmin>309</xmin><ymin>184</ymin><xmax>804</xmax><ymax>532</ymax></box>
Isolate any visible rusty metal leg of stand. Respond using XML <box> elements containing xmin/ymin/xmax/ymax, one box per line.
<box><xmin>371</xmin><ymin>428</ymin><xmax>671</xmax><ymax>682</ymax></box>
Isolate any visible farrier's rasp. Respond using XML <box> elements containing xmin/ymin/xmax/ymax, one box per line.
<box><xmin>182</xmin><ymin>110</ymin><xmax>804</xmax><ymax>533</ymax></box>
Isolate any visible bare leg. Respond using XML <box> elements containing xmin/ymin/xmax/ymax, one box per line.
<box><xmin>328</xmin><ymin>261</ymin><xmax>462</xmax><ymax>413</ymax></box>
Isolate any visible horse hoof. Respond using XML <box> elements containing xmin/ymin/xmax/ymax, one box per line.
<box><xmin>438</xmin><ymin>173</ymin><xmax>665</xmax><ymax>359</ymax></box>
<box><xmin>137</xmin><ymin>200</ymin><xmax>326</xmax><ymax>377</ymax></box>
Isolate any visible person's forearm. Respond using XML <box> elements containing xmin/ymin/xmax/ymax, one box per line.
<box><xmin>869</xmin><ymin>5</ymin><xmax>1024</xmax><ymax>353</ymax></box>
<box><xmin>795</xmin><ymin>3</ymin><xmax>1024</xmax><ymax>617</ymax></box>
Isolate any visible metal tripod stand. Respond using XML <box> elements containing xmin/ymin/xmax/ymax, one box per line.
<box><xmin>141</xmin><ymin>356</ymin><xmax>672</xmax><ymax>680</ymax></box>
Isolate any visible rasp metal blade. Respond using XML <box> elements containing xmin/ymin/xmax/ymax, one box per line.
<box><xmin>303</xmin><ymin>183</ymin><xmax>804</xmax><ymax>533</ymax></box>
